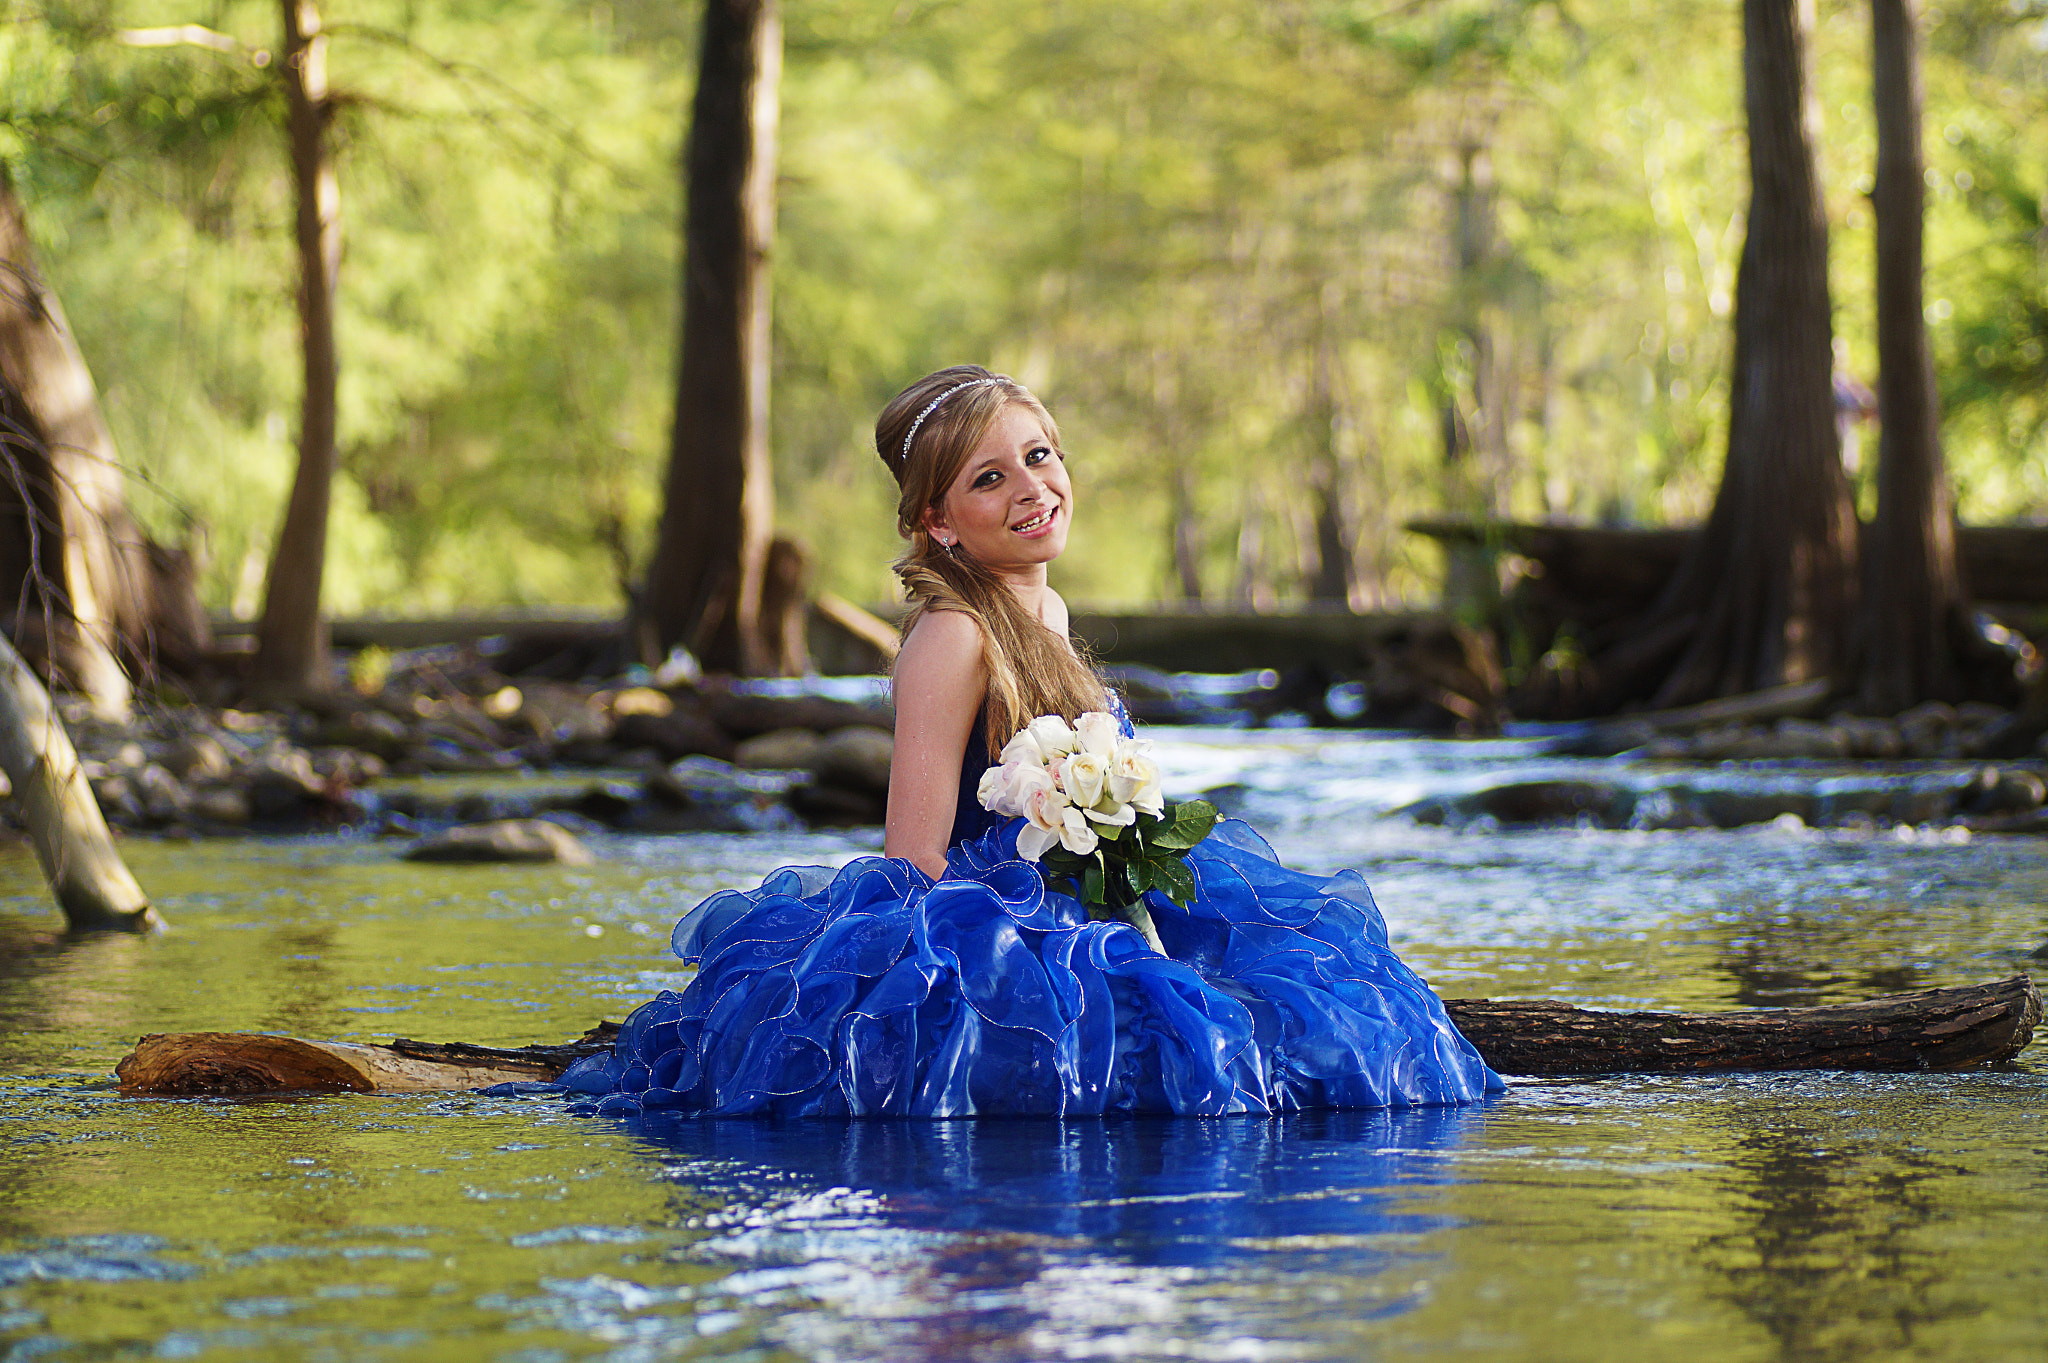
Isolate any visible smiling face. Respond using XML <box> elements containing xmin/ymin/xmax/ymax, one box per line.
<box><xmin>923</xmin><ymin>403</ymin><xmax>1073</xmax><ymax>582</ymax></box>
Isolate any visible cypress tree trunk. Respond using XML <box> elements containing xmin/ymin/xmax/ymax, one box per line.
<box><xmin>252</xmin><ymin>0</ymin><xmax>340</xmax><ymax>695</ymax></box>
<box><xmin>641</xmin><ymin>0</ymin><xmax>781</xmax><ymax>675</ymax></box>
<box><xmin>1603</xmin><ymin>0</ymin><xmax>1857</xmax><ymax>707</ymax></box>
<box><xmin>0</xmin><ymin>169</ymin><xmax>142</xmax><ymax>722</ymax></box>
<box><xmin>1861</xmin><ymin>0</ymin><xmax>1964</xmax><ymax>710</ymax></box>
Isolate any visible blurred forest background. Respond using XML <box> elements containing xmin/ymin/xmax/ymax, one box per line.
<box><xmin>3</xmin><ymin>0</ymin><xmax>2045</xmax><ymax>622</ymax></box>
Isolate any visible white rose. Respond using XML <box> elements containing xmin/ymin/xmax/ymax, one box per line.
<box><xmin>1056</xmin><ymin>804</ymin><xmax>1100</xmax><ymax>856</ymax></box>
<box><xmin>998</xmin><ymin>728</ymin><xmax>1045</xmax><ymax>767</ymax></box>
<box><xmin>1084</xmin><ymin>800</ymin><xmax>1136</xmax><ymax>828</ymax></box>
<box><xmin>976</xmin><ymin>763</ymin><xmax>1016</xmax><ymax>815</ymax></box>
<box><xmin>1015</xmin><ymin>773</ymin><xmax>1071</xmax><ymax>861</ymax></box>
<box><xmin>1109</xmin><ymin>743</ymin><xmax>1164</xmax><ymax>818</ymax></box>
<box><xmin>1073</xmin><ymin>710</ymin><xmax>1121</xmax><ymax>758</ymax></box>
<box><xmin>1060</xmin><ymin>750</ymin><xmax>1109</xmax><ymax>808</ymax></box>
<box><xmin>978</xmin><ymin>758</ymin><xmax>1046</xmax><ymax>817</ymax></box>
<box><xmin>1026</xmin><ymin>714</ymin><xmax>1078</xmax><ymax>758</ymax></box>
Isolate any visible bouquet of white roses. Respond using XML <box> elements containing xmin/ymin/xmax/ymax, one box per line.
<box><xmin>977</xmin><ymin>711</ymin><xmax>1218</xmax><ymax>953</ymax></box>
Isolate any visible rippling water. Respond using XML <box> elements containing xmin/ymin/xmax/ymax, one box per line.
<box><xmin>2</xmin><ymin>729</ymin><xmax>2043</xmax><ymax>1361</ymax></box>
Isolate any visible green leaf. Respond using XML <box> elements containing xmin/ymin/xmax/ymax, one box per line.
<box><xmin>1120</xmin><ymin>856</ymin><xmax>1145</xmax><ymax>903</ymax></box>
<box><xmin>1147</xmin><ymin>800</ymin><xmax>1220</xmax><ymax>851</ymax></box>
<box><xmin>1151</xmin><ymin>855</ymin><xmax>1198</xmax><ymax>908</ymax></box>
<box><xmin>1081</xmin><ymin>857</ymin><xmax>1106</xmax><ymax>908</ymax></box>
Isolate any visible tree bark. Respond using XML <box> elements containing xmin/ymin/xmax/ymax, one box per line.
<box><xmin>0</xmin><ymin>629</ymin><xmax>158</xmax><ymax>932</ymax></box>
<box><xmin>112</xmin><ymin>976</ymin><xmax>2039</xmax><ymax>1094</ymax></box>
<box><xmin>1860</xmin><ymin>0</ymin><xmax>1965</xmax><ymax>711</ymax></box>
<box><xmin>1603</xmin><ymin>0</ymin><xmax>1857</xmax><ymax>709</ymax></box>
<box><xmin>0</xmin><ymin>172</ymin><xmax>144</xmax><ymax>722</ymax></box>
<box><xmin>641</xmin><ymin>0</ymin><xmax>780</xmax><ymax>675</ymax></box>
<box><xmin>1446</xmin><ymin>975</ymin><xmax>2039</xmax><ymax>1075</ymax></box>
<box><xmin>252</xmin><ymin>0</ymin><xmax>340</xmax><ymax>696</ymax></box>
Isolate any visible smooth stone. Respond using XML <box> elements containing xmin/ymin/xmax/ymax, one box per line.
<box><xmin>313</xmin><ymin>709</ymin><xmax>413</xmax><ymax>760</ymax></box>
<box><xmin>810</xmin><ymin>726</ymin><xmax>894</xmax><ymax>796</ymax></box>
<box><xmin>133</xmin><ymin>764</ymin><xmax>190</xmax><ymax>825</ymax></box>
<box><xmin>610</xmin><ymin>709</ymin><xmax>735</xmax><ymax>762</ymax></box>
<box><xmin>163</xmin><ymin>734</ymin><xmax>232</xmax><ymax>781</ymax></box>
<box><xmin>190</xmin><ymin>787</ymin><xmax>252</xmax><ymax>825</ymax></box>
<box><xmin>1691</xmin><ymin>788</ymin><xmax>1818</xmax><ymax>829</ymax></box>
<box><xmin>404</xmin><ymin>819</ymin><xmax>593</xmax><ymax>866</ymax></box>
<box><xmin>1405</xmin><ymin>780</ymin><xmax>1636</xmax><ymax>828</ymax></box>
<box><xmin>734</xmin><ymin>727</ymin><xmax>823</xmax><ymax>771</ymax></box>
<box><xmin>1964</xmin><ymin>767</ymin><xmax>2046</xmax><ymax>815</ymax></box>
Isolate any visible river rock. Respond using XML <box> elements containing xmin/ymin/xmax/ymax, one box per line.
<box><xmin>704</xmin><ymin>691</ymin><xmax>894</xmax><ymax>740</ymax></box>
<box><xmin>811</xmin><ymin>726</ymin><xmax>894</xmax><ymax>796</ymax></box>
<box><xmin>1692</xmin><ymin>788</ymin><xmax>1818</xmax><ymax>828</ymax></box>
<box><xmin>610</xmin><ymin>709</ymin><xmax>735</xmax><ymax>762</ymax></box>
<box><xmin>247</xmin><ymin>750</ymin><xmax>325</xmax><ymax>821</ymax></box>
<box><xmin>403</xmin><ymin>819</ymin><xmax>594</xmax><ymax>866</ymax></box>
<box><xmin>404</xmin><ymin>740</ymin><xmax>522</xmax><ymax>774</ymax></box>
<box><xmin>790</xmin><ymin>782</ymin><xmax>886</xmax><ymax>827</ymax></box>
<box><xmin>133</xmin><ymin>764</ymin><xmax>190</xmax><ymax>826</ymax></box>
<box><xmin>641</xmin><ymin>758</ymin><xmax>803</xmax><ymax>833</ymax></box>
<box><xmin>310</xmin><ymin>747</ymin><xmax>386</xmax><ymax>786</ymax></box>
<box><xmin>163</xmin><ymin>734</ymin><xmax>233</xmax><ymax>781</ymax></box>
<box><xmin>1890</xmin><ymin>771</ymin><xmax>1975</xmax><ymax>825</ymax></box>
<box><xmin>1897</xmin><ymin>701</ymin><xmax>1959</xmax><ymax>759</ymax></box>
<box><xmin>1406</xmin><ymin>780</ymin><xmax>1636</xmax><ymax>828</ymax></box>
<box><xmin>1828</xmin><ymin>715</ymin><xmax>1904</xmax><ymax>760</ymax></box>
<box><xmin>88</xmin><ymin>773</ymin><xmax>143</xmax><ymax>825</ymax></box>
<box><xmin>1961</xmin><ymin>766</ymin><xmax>2046</xmax><ymax>816</ymax></box>
<box><xmin>735</xmin><ymin>728</ymin><xmax>823</xmax><ymax>770</ymax></box>
<box><xmin>517</xmin><ymin>683</ymin><xmax>614</xmax><ymax>746</ymax></box>
<box><xmin>1812</xmin><ymin>778</ymin><xmax>1894</xmax><ymax>825</ymax></box>
<box><xmin>313</xmin><ymin>708</ymin><xmax>413</xmax><ymax>760</ymax></box>
<box><xmin>1767</xmin><ymin>717</ymin><xmax>1852</xmax><ymax>760</ymax></box>
<box><xmin>190</xmin><ymin>786</ymin><xmax>252</xmax><ymax>825</ymax></box>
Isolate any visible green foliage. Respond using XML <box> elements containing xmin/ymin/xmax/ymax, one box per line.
<box><xmin>1038</xmin><ymin>797</ymin><xmax>1218</xmax><ymax>911</ymax></box>
<box><xmin>0</xmin><ymin>0</ymin><xmax>2042</xmax><ymax>625</ymax></box>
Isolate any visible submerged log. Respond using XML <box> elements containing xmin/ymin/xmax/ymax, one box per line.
<box><xmin>1444</xmin><ymin>975</ymin><xmax>2040</xmax><ymax>1076</ymax></box>
<box><xmin>114</xmin><ymin>978</ymin><xmax>2037</xmax><ymax>1096</ymax></box>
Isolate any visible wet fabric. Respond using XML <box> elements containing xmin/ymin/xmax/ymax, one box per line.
<box><xmin>561</xmin><ymin>709</ymin><xmax>1503</xmax><ymax>1116</ymax></box>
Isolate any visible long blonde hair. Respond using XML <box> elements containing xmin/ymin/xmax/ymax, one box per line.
<box><xmin>877</xmin><ymin>365</ymin><xmax>1106</xmax><ymax>756</ymax></box>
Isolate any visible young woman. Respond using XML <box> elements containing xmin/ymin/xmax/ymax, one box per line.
<box><xmin>563</xmin><ymin>366</ymin><xmax>1502</xmax><ymax>1117</ymax></box>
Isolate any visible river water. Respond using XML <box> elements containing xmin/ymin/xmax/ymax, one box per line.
<box><xmin>2</xmin><ymin>728</ymin><xmax>2044</xmax><ymax>1362</ymax></box>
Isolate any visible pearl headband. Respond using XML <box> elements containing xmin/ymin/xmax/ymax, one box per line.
<box><xmin>899</xmin><ymin>377</ymin><xmax>1003</xmax><ymax>464</ymax></box>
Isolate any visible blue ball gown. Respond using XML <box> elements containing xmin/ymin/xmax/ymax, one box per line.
<box><xmin>561</xmin><ymin>702</ymin><xmax>1503</xmax><ymax>1117</ymax></box>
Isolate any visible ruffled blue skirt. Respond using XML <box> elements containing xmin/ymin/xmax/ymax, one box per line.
<box><xmin>561</xmin><ymin>819</ymin><xmax>1503</xmax><ymax>1117</ymax></box>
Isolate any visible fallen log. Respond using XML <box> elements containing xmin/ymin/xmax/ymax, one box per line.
<box><xmin>1444</xmin><ymin>975</ymin><xmax>2041</xmax><ymax>1076</ymax></box>
<box><xmin>115</xmin><ymin>1026</ymin><xmax>619</xmax><ymax>1095</ymax></box>
<box><xmin>114</xmin><ymin>977</ymin><xmax>2037</xmax><ymax>1095</ymax></box>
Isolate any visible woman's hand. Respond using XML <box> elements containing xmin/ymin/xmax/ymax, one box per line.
<box><xmin>884</xmin><ymin>610</ymin><xmax>986</xmax><ymax>879</ymax></box>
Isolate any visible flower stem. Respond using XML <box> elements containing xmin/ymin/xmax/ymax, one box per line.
<box><xmin>1116</xmin><ymin>899</ymin><xmax>1166</xmax><ymax>955</ymax></box>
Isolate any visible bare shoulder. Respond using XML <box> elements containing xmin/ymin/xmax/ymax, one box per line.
<box><xmin>1041</xmin><ymin>588</ymin><xmax>1073</xmax><ymax>640</ymax></box>
<box><xmin>895</xmin><ymin>610</ymin><xmax>986</xmax><ymax>695</ymax></box>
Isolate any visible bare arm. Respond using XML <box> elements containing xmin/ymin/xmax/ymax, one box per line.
<box><xmin>885</xmin><ymin>610</ymin><xmax>987</xmax><ymax>879</ymax></box>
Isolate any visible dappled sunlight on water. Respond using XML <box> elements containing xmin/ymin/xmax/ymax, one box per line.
<box><xmin>1</xmin><ymin>730</ymin><xmax>2044</xmax><ymax>1360</ymax></box>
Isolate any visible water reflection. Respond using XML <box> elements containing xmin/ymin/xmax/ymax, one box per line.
<box><xmin>629</xmin><ymin>1106</ymin><xmax>1494</xmax><ymax>1362</ymax></box>
<box><xmin>1705</xmin><ymin>1115</ymin><xmax>1971</xmax><ymax>1361</ymax></box>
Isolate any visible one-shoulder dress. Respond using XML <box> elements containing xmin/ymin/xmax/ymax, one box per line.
<box><xmin>561</xmin><ymin>700</ymin><xmax>1502</xmax><ymax>1117</ymax></box>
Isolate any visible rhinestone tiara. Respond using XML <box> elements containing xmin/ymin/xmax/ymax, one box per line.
<box><xmin>899</xmin><ymin>378</ymin><xmax>1002</xmax><ymax>463</ymax></box>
